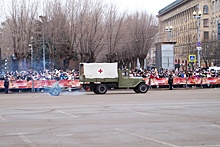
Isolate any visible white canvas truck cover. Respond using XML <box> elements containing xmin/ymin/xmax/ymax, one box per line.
<box><xmin>82</xmin><ymin>62</ymin><xmax>118</xmax><ymax>78</ymax></box>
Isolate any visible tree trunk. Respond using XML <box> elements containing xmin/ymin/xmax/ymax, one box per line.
<box><xmin>139</xmin><ymin>58</ymin><xmax>145</xmax><ymax>69</ymax></box>
<box><xmin>18</xmin><ymin>59</ymin><xmax>23</xmax><ymax>71</ymax></box>
<box><xmin>131</xmin><ymin>57</ymin><xmax>137</xmax><ymax>69</ymax></box>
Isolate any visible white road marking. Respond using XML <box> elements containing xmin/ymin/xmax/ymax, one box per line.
<box><xmin>112</xmin><ymin>101</ymin><xmax>220</xmax><ymax>107</ymax></box>
<box><xmin>198</xmin><ymin>125</ymin><xmax>220</xmax><ymax>128</ymax></box>
<box><xmin>7</xmin><ymin>132</ymin><xmax>28</xmax><ymax>135</ymax></box>
<box><xmin>115</xmin><ymin>128</ymin><xmax>178</xmax><ymax>147</ymax></box>
<box><xmin>0</xmin><ymin>115</ymin><xmax>6</xmax><ymax>120</ymax></box>
<box><xmin>184</xmin><ymin>145</ymin><xmax>220</xmax><ymax>147</ymax></box>
<box><xmin>123</xmin><ymin>109</ymin><xmax>155</xmax><ymax>116</ymax></box>
<box><xmin>56</xmin><ymin>134</ymin><xmax>73</xmax><ymax>137</ymax></box>
<box><xmin>111</xmin><ymin>107</ymin><xmax>156</xmax><ymax>116</ymax></box>
<box><xmin>209</xmin><ymin>125</ymin><xmax>220</xmax><ymax>128</ymax></box>
<box><xmin>55</xmin><ymin>110</ymin><xmax>78</xmax><ymax>118</ymax></box>
<box><xmin>17</xmin><ymin>133</ymin><xmax>37</xmax><ymax>147</ymax></box>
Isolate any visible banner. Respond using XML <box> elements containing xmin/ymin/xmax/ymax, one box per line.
<box><xmin>186</xmin><ymin>77</ymin><xmax>202</xmax><ymax>85</ymax></box>
<box><xmin>202</xmin><ymin>77</ymin><xmax>220</xmax><ymax>85</ymax></box>
<box><xmin>0</xmin><ymin>78</ymin><xmax>220</xmax><ymax>89</ymax></box>
<box><xmin>11</xmin><ymin>80</ymin><xmax>32</xmax><ymax>89</ymax></box>
<box><xmin>150</xmin><ymin>77</ymin><xmax>168</xmax><ymax>86</ymax></box>
<box><xmin>145</xmin><ymin>77</ymin><xmax>220</xmax><ymax>86</ymax></box>
<box><xmin>0</xmin><ymin>80</ymin><xmax>81</xmax><ymax>89</ymax></box>
<box><xmin>173</xmin><ymin>77</ymin><xmax>187</xmax><ymax>85</ymax></box>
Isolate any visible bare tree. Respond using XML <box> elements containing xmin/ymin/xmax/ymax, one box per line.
<box><xmin>126</xmin><ymin>12</ymin><xmax>158</xmax><ymax>68</ymax></box>
<box><xmin>104</xmin><ymin>4</ymin><xmax>125</xmax><ymax>63</ymax></box>
<box><xmin>75</xmin><ymin>0</ymin><xmax>107</xmax><ymax>63</ymax></box>
<box><xmin>201</xmin><ymin>39</ymin><xmax>220</xmax><ymax>67</ymax></box>
<box><xmin>0</xmin><ymin>0</ymin><xmax>159</xmax><ymax>71</ymax></box>
<box><xmin>4</xmin><ymin>0</ymin><xmax>39</xmax><ymax>71</ymax></box>
<box><xmin>42</xmin><ymin>1</ymin><xmax>70</xmax><ymax>70</ymax></box>
<box><xmin>40</xmin><ymin>0</ymin><xmax>80</xmax><ymax>70</ymax></box>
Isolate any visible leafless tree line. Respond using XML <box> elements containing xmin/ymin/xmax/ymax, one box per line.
<box><xmin>201</xmin><ymin>39</ymin><xmax>220</xmax><ymax>67</ymax></box>
<box><xmin>185</xmin><ymin>34</ymin><xmax>220</xmax><ymax>68</ymax></box>
<box><xmin>0</xmin><ymin>0</ymin><xmax>158</xmax><ymax>71</ymax></box>
<box><xmin>179</xmin><ymin>32</ymin><xmax>220</xmax><ymax>69</ymax></box>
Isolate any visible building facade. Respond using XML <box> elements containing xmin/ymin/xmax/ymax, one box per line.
<box><xmin>157</xmin><ymin>0</ymin><xmax>220</xmax><ymax>70</ymax></box>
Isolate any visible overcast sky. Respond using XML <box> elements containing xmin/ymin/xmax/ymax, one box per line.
<box><xmin>0</xmin><ymin>0</ymin><xmax>176</xmax><ymax>20</ymax></box>
<box><xmin>104</xmin><ymin>0</ymin><xmax>175</xmax><ymax>15</ymax></box>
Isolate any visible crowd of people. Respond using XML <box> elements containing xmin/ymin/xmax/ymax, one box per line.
<box><xmin>0</xmin><ymin>67</ymin><xmax>219</xmax><ymax>82</ymax></box>
<box><xmin>0</xmin><ymin>67</ymin><xmax>219</xmax><ymax>93</ymax></box>
<box><xmin>0</xmin><ymin>69</ymin><xmax>80</xmax><ymax>81</ymax></box>
<box><xmin>126</xmin><ymin>67</ymin><xmax>219</xmax><ymax>79</ymax></box>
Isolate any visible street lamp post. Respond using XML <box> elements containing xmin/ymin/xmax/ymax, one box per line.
<box><xmin>30</xmin><ymin>36</ymin><xmax>34</xmax><ymax>69</ymax></box>
<box><xmin>193</xmin><ymin>10</ymin><xmax>202</xmax><ymax>67</ymax></box>
<box><xmin>31</xmin><ymin>43</ymin><xmax>33</xmax><ymax>69</ymax></box>
<box><xmin>0</xmin><ymin>48</ymin><xmax>1</xmax><ymax>72</ymax></box>
<box><xmin>165</xmin><ymin>25</ymin><xmax>173</xmax><ymax>69</ymax></box>
<box><xmin>4</xmin><ymin>58</ymin><xmax>8</xmax><ymax>72</ymax></box>
<box><xmin>4</xmin><ymin>48</ymin><xmax>9</xmax><ymax>72</ymax></box>
<box><xmin>39</xmin><ymin>15</ymin><xmax>46</xmax><ymax>71</ymax></box>
<box><xmin>165</xmin><ymin>25</ymin><xmax>173</xmax><ymax>41</ymax></box>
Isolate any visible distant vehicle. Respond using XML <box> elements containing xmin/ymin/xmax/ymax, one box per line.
<box><xmin>208</xmin><ymin>66</ymin><xmax>220</xmax><ymax>73</ymax></box>
<box><xmin>79</xmin><ymin>62</ymin><xmax>149</xmax><ymax>94</ymax></box>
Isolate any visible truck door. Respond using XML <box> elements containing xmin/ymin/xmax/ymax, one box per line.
<box><xmin>118</xmin><ymin>70</ymin><xmax>134</xmax><ymax>88</ymax></box>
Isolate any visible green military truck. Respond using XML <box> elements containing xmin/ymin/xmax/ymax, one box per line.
<box><xmin>79</xmin><ymin>62</ymin><xmax>149</xmax><ymax>94</ymax></box>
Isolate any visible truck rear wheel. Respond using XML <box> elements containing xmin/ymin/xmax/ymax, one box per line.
<box><xmin>95</xmin><ymin>84</ymin><xmax>107</xmax><ymax>94</ymax></box>
<box><xmin>92</xmin><ymin>85</ymin><xmax>99</xmax><ymax>94</ymax></box>
<box><xmin>138</xmin><ymin>83</ymin><xmax>148</xmax><ymax>93</ymax></box>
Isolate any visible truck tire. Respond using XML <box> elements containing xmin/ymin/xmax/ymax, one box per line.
<box><xmin>49</xmin><ymin>87</ymin><xmax>61</xmax><ymax>96</ymax></box>
<box><xmin>92</xmin><ymin>85</ymin><xmax>99</xmax><ymax>94</ymax></box>
<box><xmin>133</xmin><ymin>87</ymin><xmax>140</xmax><ymax>93</ymax></box>
<box><xmin>137</xmin><ymin>83</ymin><xmax>148</xmax><ymax>93</ymax></box>
<box><xmin>90</xmin><ymin>85</ymin><xmax>95</xmax><ymax>92</ymax></box>
<box><xmin>95</xmin><ymin>84</ymin><xmax>107</xmax><ymax>94</ymax></box>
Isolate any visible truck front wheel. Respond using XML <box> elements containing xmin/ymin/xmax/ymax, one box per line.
<box><xmin>95</xmin><ymin>84</ymin><xmax>107</xmax><ymax>94</ymax></box>
<box><xmin>133</xmin><ymin>88</ymin><xmax>140</xmax><ymax>93</ymax></box>
<box><xmin>138</xmin><ymin>83</ymin><xmax>149</xmax><ymax>93</ymax></box>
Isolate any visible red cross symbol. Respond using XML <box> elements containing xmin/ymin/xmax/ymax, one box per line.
<box><xmin>98</xmin><ymin>69</ymin><xmax>103</xmax><ymax>74</ymax></box>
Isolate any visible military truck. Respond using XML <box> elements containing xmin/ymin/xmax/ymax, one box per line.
<box><xmin>79</xmin><ymin>62</ymin><xmax>149</xmax><ymax>94</ymax></box>
<box><xmin>49</xmin><ymin>62</ymin><xmax>149</xmax><ymax>96</ymax></box>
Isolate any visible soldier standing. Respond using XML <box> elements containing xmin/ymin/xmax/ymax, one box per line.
<box><xmin>4</xmin><ymin>76</ymin><xmax>9</xmax><ymax>94</ymax></box>
<box><xmin>168</xmin><ymin>75</ymin><xmax>173</xmax><ymax>90</ymax></box>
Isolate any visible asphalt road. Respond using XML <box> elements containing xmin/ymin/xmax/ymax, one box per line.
<box><xmin>0</xmin><ymin>89</ymin><xmax>220</xmax><ymax>147</ymax></box>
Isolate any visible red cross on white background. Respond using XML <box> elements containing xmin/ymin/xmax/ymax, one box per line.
<box><xmin>98</xmin><ymin>69</ymin><xmax>103</xmax><ymax>74</ymax></box>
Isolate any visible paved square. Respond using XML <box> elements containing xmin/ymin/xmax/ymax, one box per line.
<box><xmin>0</xmin><ymin>89</ymin><xmax>220</xmax><ymax>147</ymax></box>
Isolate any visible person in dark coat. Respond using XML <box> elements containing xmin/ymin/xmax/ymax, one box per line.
<box><xmin>4</xmin><ymin>77</ymin><xmax>9</xmax><ymax>94</ymax></box>
<box><xmin>168</xmin><ymin>75</ymin><xmax>173</xmax><ymax>90</ymax></box>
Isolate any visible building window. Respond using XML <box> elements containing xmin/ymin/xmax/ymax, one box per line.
<box><xmin>203</xmin><ymin>5</ymin><xmax>209</xmax><ymax>14</ymax></box>
<box><xmin>204</xmin><ymin>31</ymin><xmax>209</xmax><ymax>41</ymax></box>
<box><xmin>203</xmin><ymin>19</ymin><xmax>209</xmax><ymax>27</ymax></box>
<box><xmin>212</xmin><ymin>0</ymin><xmax>215</xmax><ymax>13</ymax></box>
